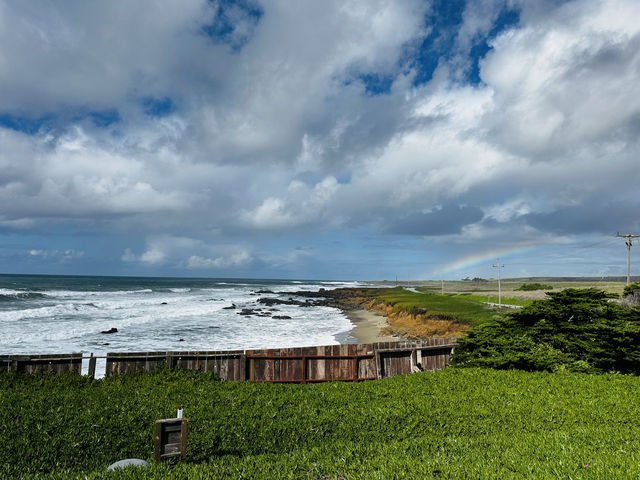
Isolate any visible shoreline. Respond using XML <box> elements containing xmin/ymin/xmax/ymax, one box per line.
<box><xmin>342</xmin><ymin>308</ymin><xmax>398</xmax><ymax>344</ymax></box>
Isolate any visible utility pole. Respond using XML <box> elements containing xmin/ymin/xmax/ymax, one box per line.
<box><xmin>617</xmin><ymin>233</ymin><xmax>640</xmax><ymax>285</ymax></box>
<box><xmin>441</xmin><ymin>273</ymin><xmax>444</xmax><ymax>296</ymax></box>
<box><xmin>492</xmin><ymin>259</ymin><xmax>504</xmax><ymax>307</ymax></box>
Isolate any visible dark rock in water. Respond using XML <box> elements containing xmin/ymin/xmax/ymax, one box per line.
<box><xmin>101</xmin><ymin>327</ymin><xmax>118</xmax><ymax>334</ymax></box>
<box><xmin>238</xmin><ymin>308</ymin><xmax>256</xmax><ymax>316</ymax></box>
<box><xmin>272</xmin><ymin>315</ymin><xmax>292</xmax><ymax>320</ymax></box>
<box><xmin>178</xmin><ymin>338</ymin><xmax>184</xmax><ymax>342</ymax></box>
<box><xmin>255</xmin><ymin>289</ymin><xmax>275</xmax><ymax>294</ymax></box>
<box><xmin>103</xmin><ymin>343</ymin><xmax>110</xmax><ymax>346</ymax></box>
<box><xmin>222</xmin><ymin>304</ymin><xmax>236</xmax><ymax>310</ymax></box>
<box><xmin>107</xmin><ymin>459</ymin><xmax>149</xmax><ymax>471</ymax></box>
<box><xmin>161</xmin><ymin>302</ymin><xmax>168</xmax><ymax>305</ymax></box>
<box><xmin>257</xmin><ymin>297</ymin><xmax>317</xmax><ymax>307</ymax></box>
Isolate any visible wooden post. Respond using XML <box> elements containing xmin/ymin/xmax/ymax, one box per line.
<box><xmin>375</xmin><ymin>351</ymin><xmax>383</xmax><ymax>379</ymax></box>
<box><xmin>301</xmin><ymin>356</ymin><xmax>306</xmax><ymax>384</ymax></box>
<box><xmin>239</xmin><ymin>354</ymin><xmax>247</xmax><ymax>382</ymax></box>
<box><xmin>180</xmin><ymin>418</ymin><xmax>187</xmax><ymax>463</ymax></box>
<box><xmin>88</xmin><ymin>353</ymin><xmax>96</xmax><ymax>378</ymax></box>
<box><xmin>352</xmin><ymin>356</ymin><xmax>358</xmax><ymax>382</ymax></box>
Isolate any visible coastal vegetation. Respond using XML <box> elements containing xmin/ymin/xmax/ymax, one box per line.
<box><xmin>4</xmin><ymin>284</ymin><xmax>640</xmax><ymax>478</ymax></box>
<box><xmin>3</xmin><ymin>367</ymin><xmax>640</xmax><ymax>478</ymax></box>
<box><xmin>453</xmin><ymin>288</ymin><xmax>640</xmax><ymax>374</ymax></box>
<box><xmin>516</xmin><ymin>282</ymin><xmax>554</xmax><ymax>291</ymax></box>
<box><xmin>329</xmin><ymin>280</ymin><xmax>628</xmax><ymax>341</ymax></box>
<box><xmin>621</xmin><ymin>282</ymin><xmax>640</xmax><ymax>308</ymax></box>
<box><xmin>326</xmin><ymin>287</ymin><xmax>509</xmax><ymax>339</ymax></box>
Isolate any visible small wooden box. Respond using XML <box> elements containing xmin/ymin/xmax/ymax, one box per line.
<box><xmin>154</xmin><ymin>418</ymin><xmax>187</xmax><ymax>463</ymax></box>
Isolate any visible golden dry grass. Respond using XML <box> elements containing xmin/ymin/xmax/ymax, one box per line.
<box><xmin>365</xmin><ymin>298</ymin><xmax>470</xmax><ymax>339</ymax></box>
<box><xmin>380</xmin><ymin>312</ymin><xmax>471</xmax><ymax>339</ymax></box>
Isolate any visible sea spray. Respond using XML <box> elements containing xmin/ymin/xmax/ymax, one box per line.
<box><xmin>0</xmin><ymin>275</ymin><xmax>360</xmax><ymax>358</ymax></box>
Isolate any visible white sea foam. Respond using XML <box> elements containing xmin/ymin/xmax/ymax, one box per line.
<box><xmin>0</xmin><ymin>279</ymin><xmax>355</xmax><ymax>368</ymax></box>
<box><xmin>0</xmin><ymin>288</ymin><xmax>27</xmax><ymax>296</ymax></box>
<box><xmin>42</xmin><ymin>289</ymin><xmax>154</xmax><ymax>298</ymax></box>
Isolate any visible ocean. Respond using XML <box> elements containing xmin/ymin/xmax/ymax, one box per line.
<box><xmin>0</xmin><ymin>274</ymin><xmax>361</xmax><ymax>375</ymax></box>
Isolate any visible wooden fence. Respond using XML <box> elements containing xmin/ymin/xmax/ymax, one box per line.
<box><xmin>104</xmin><ymin>350</ymin><xmax>246</xmax><ymax>379</ymax></box>
<box><xmin>1</xmin><ymin>353</ymin><xmax>83</xmax><ymax>375</ymax></box>
<box><xmin>1</xmin><ymin>338</ymin><xmax>457</xmax><ymax>382</ymax></box>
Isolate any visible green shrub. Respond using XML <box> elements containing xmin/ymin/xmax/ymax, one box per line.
<box><xmin>453</xmin><ymin>288</ymin><xmax>640</xmax><ymax>373</ymax></box>
<box><xmin>623</xmin><ymin>282</ymin><xmax>640</xmax><ymax>297</ymax></box>
<box><xmin>515</xmin><ymin>282</ymin><xmax>554</xmax><ymax>291</ymax></box>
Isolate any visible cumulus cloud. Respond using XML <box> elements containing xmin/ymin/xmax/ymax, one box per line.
<box><xmin>1</xmin><ymin>0</ymin><xmax>639</xmax><ymax>276</ymax></box>
<box><xmin>28</xmin><ymin>249</ymin><xmax>84</xmax><ymax>262</ymax></box>
<box><xmin>122</xmin><ymin>235</ymin><xmax>252</xmax><ymax>271</ymax></box>
<box><xmin>240</xmin><ymin>176</ymin><xmax>341</xmax><ymax>229</ymax></box>
<box><xmin>186</xmin><ymin>251</ymin><xmax>251</xmax><ymax>269</ymax></box>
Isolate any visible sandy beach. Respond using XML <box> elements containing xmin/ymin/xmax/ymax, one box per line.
<box><xmin>346</xmin><ymin>308</ymin><xmax>397</xmax><ymax>344</ymax></box>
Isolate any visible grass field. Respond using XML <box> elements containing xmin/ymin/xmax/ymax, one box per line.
<box><xmin>3</xmin><ymin>367</ymin><xmax>640</xmax><ymax>479</ymax></box>
<box><xmin>368</xmin><ymin>279</ymin><xmax>628</xmax><ymax>318</ymax></box>
<box><xmin>369</xmin><ymin>287</ymin><xmax>501</xmax><ymax>326</ymax></box>
<box><xmin>411</xmin><ymin>279</ymin><xmax>626</xmax><ymax>302</ymax></box>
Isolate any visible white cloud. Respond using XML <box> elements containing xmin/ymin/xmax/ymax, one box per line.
<box><xmin>1</xmin><ymin>0</ymin><xmax>640</xmax><ymax>277</ymax></box>
<box><xmin>186</xmin><ymin>251</ymin><xmax>251</xmax><ymax>269</ymax></box>
<box><xmin>122</xmin><ymin>235</ymin><xmax>252</xmax><ymax>270</ymax></box>
<box><xmin>240</xmin><ymin>176</ymin><xmax>341</xmax><ymax>229</ymax></box>
<box><xmin>27</xmin><ymin>248</ymin><xmax>84</xmax><ymax>261</ymax></box>
<box><xmin>481</xmin><ymin>0</ymin><xmax>640</xmax><ymax>157</ymax></box>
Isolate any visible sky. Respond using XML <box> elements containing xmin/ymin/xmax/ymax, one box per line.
<box><xmin>1</xmin><ymin>0</ymin><xmax>639</xmax><ymax>281</ymax></box>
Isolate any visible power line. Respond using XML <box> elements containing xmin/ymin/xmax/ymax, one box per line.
<box><xmin>616</xmin><ymin>233</ymin><xmax>640</xmax><ymax>285</ymax></box>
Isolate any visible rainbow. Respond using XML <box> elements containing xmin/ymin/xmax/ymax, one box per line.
<box><xmin>438</xmin><ymin>244</ymin><xmax>541</xmax><ymax>275</ymax></box>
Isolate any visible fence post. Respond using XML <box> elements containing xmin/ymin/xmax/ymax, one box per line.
<box><xmin>375</xmin><ymin>351</ymin><xmax>383</xmax><ymax>379</ymax></box>
<box><xmin>301</xmin><ymin>356</ymin><xmax>306</xmax><ymax>384</ymax></box>
<box><xmin>352</xmin><ymin>356</ymin><xmax>358</xmax><ymax>382</ymax></box>
<box><xmin>239</xmin><ymin>354</ymin><xmax>247</xmax><ymax>381</ymax></box>
<box><xmin>88</xmin><ymin>353</ymin><xmax>96</xmax><ymax>378</ymax></box>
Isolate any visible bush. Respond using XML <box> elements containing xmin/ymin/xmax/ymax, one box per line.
<box><xmin>623</xmin><ymin>282</ymin><xmax>640</xmax><ymax>297</ymax></box>
<box><xmin>452</xmin><ymin>288</ymin><xmax>640</xmax><ymax>374</ymax></box>
<box><xmin>515</xmin><ymin>283</ymin><xmax>554</xmax><ymax>291</ymax></box>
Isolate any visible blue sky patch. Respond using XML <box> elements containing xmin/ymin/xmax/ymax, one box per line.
<box><xmin>467</xmin><ymin>7</ymin><xmax>520</xmax><ymax>84</ymax></box>
<box><xmin>411</xmin><ymin>0</ymin><xmax>465</xmax><ymax>86</ymax></box>
<box><xmin>359</xmin><ymin>73</ymin><xmax>394</xmax><ymax>96</ymax></box>
<box><xmin>0</xmin><ymin>109</ymin><xmax>120</xmax><ymax>134</ymax></box>
<box><xmin>202</xmin><ymin>0</ymin><xmax>263</xmax><ymax>51</ymax></box>
<box><xmin>87</xmin><ymin>109</ymin><xmax>120</xmax><ymax>128</ymax></box>
<box><xmin>409</xmin><ymin>1</ymin><xmax>520</xmax><ymax>86</ymax></box>
<box><xmin>0</xmin><ymin>113</ymin><xmax>54</xmax><ymax>135</ymax></box>
<box><xmin>142</xmin><ymin>97</ymin><xmax>175</xmax><ymax>117</ymax></box>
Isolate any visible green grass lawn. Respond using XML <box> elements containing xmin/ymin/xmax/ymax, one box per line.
<box><xmin>462</xmin><ymin>294</ymin><xmax>533</xmax><ymax>307</ymax></box>
<box><xmin>3</xmin><ymin>367</ymin><xmax>640</xmax><ymax>479</ymax></box>
<box><xmin>365</xmin><ymin>287</ymin><xmax>501</xmax><ymax>327</ymax></box>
